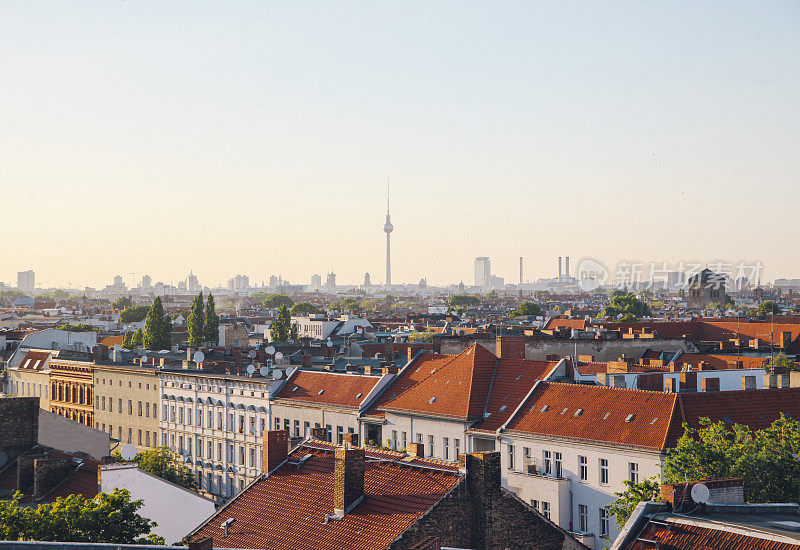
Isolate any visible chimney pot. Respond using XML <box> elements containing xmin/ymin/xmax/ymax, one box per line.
<box><xmin>334</xmin><ymin>447</ymin><xmax>365</xmax><ymax>515</ymax></box>
<box><xmin>262</xmin><ymin>430</ymin><xmax>288</xmax><ymax>474</ymax></box>
<box><xmin>407</xmin><ymin>442</ymin><xmax>425</xmax><ymax>458</ymax></box>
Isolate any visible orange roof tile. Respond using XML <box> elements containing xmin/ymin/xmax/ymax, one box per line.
<box><xmin>274</xmin><ymin>371</ymin><xmax>382</xmax><ymax>410</ymax></box>
<box><xmin>190</xmin><ymin>443</ymin><xmax>462</xmax><ymax>550</ymax></box>
<box><xmin>628</xmin><ymin>520</ymin><xmax>800</xmax><ymax>550</ymax></box>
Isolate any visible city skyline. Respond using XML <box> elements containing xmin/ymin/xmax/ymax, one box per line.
<box><xmin>2</xmin><ymin>2</ymin><xmax>799</xmax><ymax>287</ymax></box>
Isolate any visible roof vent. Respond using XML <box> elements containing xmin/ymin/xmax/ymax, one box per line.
<box><xmin>560</xmin><ymin>408</ymin><xmax>568</xmax><ymax>415</ymax></box>
<box><xmin>540</xmin><ymin>405</ymin><xmax>549</xmax><ymax>412</ymax></box>
<box><xmin>318</xmin><ymin>389</ymin><xmax>325</xmax><ymax>395</ymax></box>
<box><xmin>292</xmin><ymin>386</ymin><xmax>298</xmax><ymax>392</ymax></box>
<box><xmin>650</xmin><ymin>417</ymin><xmax>658</xmax><ymax>424</ymax></box>
<box><xmin>428</xmin><ymin>397</ymin><xmax>437</xmax><ymax>404</ymax></box>
<box><xmin>499</xmin><ymin>405</ymin><xmax>507</xmax><ymax>412</ymax></box>
<box><xmin>574</xmin><ymin>409</ymin><xmax>583</xmax><ymax>417</ymax></box>
<box><xmin>603</xmin><ymin>412</ymin><xmax>610</xmax><ymax>420</ymax></box>
<box><xmin>624</xmin><ymin>414</ymin><xmax>635</xmax><ymax>423</ymax></box>
<box><xmin>355</xmin><ymin>392</ymin><xmax>363</xmax><ymax>399</ymax></box>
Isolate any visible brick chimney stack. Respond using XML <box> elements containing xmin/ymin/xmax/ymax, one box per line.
<box><xmin>496</xmin><ymin>335</ymin><xmax>525</xmax><ymax>360</ymax></box>
<box><xmin>310</xmin><ymin>427</ymin><xmax>328</xmax><ymax>441</ymax></box>
<box><xmin>33</xmin><ymin>457</ymin><xmax>71</xmax><ymax>501</ymax></box>
<box><xmin>341</xmin><ymin>432</ymin><xmax>359</xmax><ymax>447</ymax></box>
<box><xmin>407</xmin><ymin>442</ymin><xmax>425</xmax><ymax>458</ymax></box>
<box><xmin>262</xmin><ymin>430</ymin><xmax>288</xmax><ymax>474</ymax></box>
<box><xmin>333</xmin><ymin>447</ymin><xmax>365</xmax><ymax>516</ymax></box>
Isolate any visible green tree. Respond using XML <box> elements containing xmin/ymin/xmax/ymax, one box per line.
<box><xmin>484</xmin><ymin>290</ymin><xmax>499</xmax><ymax>301</ymax></box>
<box><xmin>512</xmin><ymin>302</ymin><xmax>544</xmax><ymax>318</ymax></box>
<box><xmin>112</xmin><ymin>447</ymin><xmax>196</xmax><ymax>491</ymax></box>
<box><xmin>120</xmin><ymin>305</ymin><xmax>150</xmax><ymax>324</ymax></box>
<box><xmin>132</xmin><ymin>328</ymin><xmax>144</xmax><ymax>348</ymax></box>
<box><xmin>663</xmin><ymin>415</ymin><xmax>800</xmax><ymax>504</ymax></box>
<box><xmin>757</xmin><ymin>301</ymin><xmax>781</xmax><ymax>316</ymax></box>
<box><xmin>601</xmin><ymin>292</ymin><xmax>651</xmax><ymax>320</ymax></box>
<box><xmin>56</xmin><ymin>323</ymin><xmax>98</xmax><ymax>332</ymax></box>
<box><xmin>331</xmin><ymin>297</ymin><xmax>362</xmax><ymax>313</ymax></box>
<box><xmin>270</xmin><ymin>305</ymin><xmax>292</xmax><ymax>342</ymax></box>
<box><xmin>291</xmin><ymin>302</ymin><xmax>321</xmax><ymax>316</ymax></box>
<box><xmin>262</xmin><ymin>294</ymin><xmax>294</xmax><ymax>309</ymax></box>
<box><xmin>122</xmin><ymin>331</ymin><xmax>133</xmax><ymax>349</ymax></box>
<box><xmin>449</xmin><ymin>295</ymin><xmax>480</xmax><ymax>307</ymax></box>
<box><xmin>605</xmin><ymin>477</ymin><xmax>661</xmax><ymax>528</ymax></box>
<box><xmin>290</xmin><ymin>322</ymin><xmax>299</xmax><ymax>340</ymax></box>
<box><xmin>769</xmin><ymin>353</ymin><xmax>800</xmax><ymax>372</ymax></box>
<box><xmin>204</xmin><ymin>294</ymin><xmax>220</xmax><ymax>345</ymax></box>
<box><xmin>0</xmin><ymin>489</ymin><xmax>163</xmax><ymax>544</ymax></box>
<box><xmin>112</xmin><ymin>296</ymin><xmax>134</xmax><ymax>310</ymax></box>
<box><xmin>187</xmin><ymin>292</ymin><xmax>205</xmax><ymax>346</ymax></box>
<box><xmin>408</xmin><ymin>331</ymin><xmax>436</xmax><ymax>343</ymax></box>
<box><xmin>143</xmin><ymin>298</ymin><xmax>171</xmax><ymax>350</ymax></box>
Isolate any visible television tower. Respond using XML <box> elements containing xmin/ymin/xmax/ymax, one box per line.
<box><xmin>383</xmin><ymin>179</ymin><xmax>393</xmax><ymax>286</ymax></box>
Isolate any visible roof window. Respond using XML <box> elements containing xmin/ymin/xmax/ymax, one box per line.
<box><xmin>317</xmin><ymin>389</ymin><xmax>325</xmax><ymax>395</ymax></box>
<box><xmin>428</xmin><ymin>397</ymin><xmax>437</xmax><ymax>404</ymax></box>
<box><xmin>291</xmin><ymin>386</ymin><xmax>298</xmax><ymax>392</ymax></box>
<box><xmin>560</xmin><ymin>408</ymin><xmax>568</xmax><ymax>415</ymax></box>
<box><xmin>603</xmin><ymin>412</ymin><xmax>610</xmax><ymax>420</ymax></box>
<box><xmin>574</xmin><ymin>409</ymin><xmax>584</xmax><ymax>417</ymax></box>
<box><xmin>540</xmin><ymin>405</ymin><xmax>549</xmax><ymax>412</ymax></box>
<box><xmin>499</xmin><ymin>405</ymin><xmax>507</xmax><ymax>412</ymax></box>
<box><xmin>624</xmin><ymin>414</ymin><xmax>635</xmax><ymax>423</ymax></box>
<box><xmin>355</xmin><ymin>392</ymin><xmax>363</xmax><ymax>399</ymax></box>
<box><xmin>650</xmin><ymin>417</ymin><xmax>658</xmax><ymax>424</ymax></box>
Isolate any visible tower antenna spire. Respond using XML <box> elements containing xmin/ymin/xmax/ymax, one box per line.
<box><xmin>387</xmin><ymin>177</ymin><xmax>390</xmax><ymax>214</ymax></box>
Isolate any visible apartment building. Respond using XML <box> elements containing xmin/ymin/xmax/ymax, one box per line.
<box><xmin>4</xmin><ymin>348</ymin><xmax>52</xmax><ymax>409</ymax></box>
<box><xmin>158</xmin><ymin>370</ymin><xmax>279</xmax><ymax>499</ymax></box>
<box><xmin>497</xmin><ymin>382</ymin><xmax>800</xmax><ymax>549</ymax></box>
<box><xmin>93</xmin><ymin>362</ymin><xmax>160</xmax><ymax>451</ymax></box>
<box><xmin>48</xmin><ymin>354</ymin><xmax>94</xmax><ymax>427</ymax></box>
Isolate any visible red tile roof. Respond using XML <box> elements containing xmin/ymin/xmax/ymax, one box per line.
<box><xmin>542</xmin><ymin>318</ymin><xmax>589</xmax><ymax>331</ymax></box>
<box><xmin>190</xmin><ymin>443</ymin><xmax>463</xmax><ymax>550</ymax></box>
<box><xmin>274</xmin><ymin>371</ymin><xmax>382</xmax><ymax>410</ymax></box>
<box><xmin>627</xmin><ymin>519</ymin><xmax>800</xmax><ymax>550</ymax></box>
<box><xmin>674</xmin><ymin>353</ymin><xmax>769</xmax><ymax>370</ymax></box>
<box><xmin>504</xmin><ymin>382</ymin><xmax>679</xmax><ymax>451</ymax></box>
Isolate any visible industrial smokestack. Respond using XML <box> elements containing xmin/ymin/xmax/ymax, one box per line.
<box><xmin>565</xmin><ymin>256</ymin><xmax>570</xmax><ymax>281</ymax></box>
<box><xmin>558</xmin><ymin>256</ymin><xmax>562</xmax><ymax>282</ymax></box>
<box><xmin>519</xmin><ymin>257</ymin><xmax>523</xmax><ymax>285</ymax></box>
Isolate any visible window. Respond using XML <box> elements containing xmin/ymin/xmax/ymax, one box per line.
<box><xmin>325</xmin><ymin>424</ymin><xmax>332</xmax><ymax>441</ymax></box>
<box><xmin>554</xmin><ymin>452</ymin><xmax>562</xmax><ymax>478</ymax></box>
<box><xmin>119</xmin><ymin>398</ymin><xmax>123</xmax><ymax>413</ymax></box>
<box><xmin>240</xmin><ymin>416</ymin><xmax>246</xmax><ymax>434</ymax></box>
<box><xmin>127</xmin><ymin>428</ymin><xmax>132</xmax><ymax>444</ymax></box>
<box><xmin>543</xmin><ymin>451</ymin><xmax>552</xmax><ymax>475</ymax></box>
<box><xmin>336</xmin><ymin>426</ymin><xmax>343</xmax><ymax>444</ymax></box>
<box><xmin>274</xmin><ymin>417</ymin><xmax>281</xmax><ymax>430</ymax></box>
<box><xmin>600</xmin><ymin>458</ymin><xmax>609</xmax><ymax>485</ymax></box>
<box><xmin>600</xmin><ymin>508</ymin><xmax>610</xmax><ymax>538</ymax></box>
<box><xmin>507</xmin><ymin>444</ymin><xmax>515</xmax><ymax>469</ymax></box>
<box><xmin>294</xmin><ymin>420</ymin><xmax>301</xmax><ymax>437</ymax></box>
<box><xmin>208</xmin><ymin>441</ymin><xmax>212</xmax><ymax>459</ymax></box>
<box><xmin>249</xmin><ymin>448</ymin><xmax>255</xmax><ymax>467</ymax></box>
<box><xmin>138</xmin><ymin>401</ymin><xmax>142</xmax><ymax>416</ymax></box>
<box><xmin>170</xmin><ymin>406</ymin><xmax>176</xmax><ymax>422</ymax></box>
<box><xmin>101</xmin><ymin>396</ymin><xmax>106</xmax><ymax>410</ymax></box>
<box><xmin>146</xmin><ymin>431</ymin><xmax>151</xmax><ymax>447</ymax></box>
<box><xmin>239</xmin><ymin>446</ymin><xmax>245</xmax><ymax>465</ymax></box>
<box><xmin>138</xmin><ymin>430</ymin><xmax>142</xmax><ymax>445</ymax></box>
<box><xmin>629</xmin><ymin>462</ymin><xmax>639</xmax><ymax>484</ymax></box>
<box><xmin>443</xmin><ymin>437</ymin><xmax>449</xmax><ymax>460</ymax></box>
<box><xmin>109</xmin><ymin>399</ymin><xmax>113</xmax><ymax>413</ymax></box>
<box><xmin>218</xmin><ymin>412</ymin><xmax>224</xmax><ymax>430</ymax></box>
<box><xmin>531</xmin><ymin>499</ymin><xmax>539</xmax><ymax>512</ymax></box>
<box><xmin>578</xmin><ymin>504</ymin><xmax>588</xmax><ymax>532</ymax></box>
<box><xmin>145</xmin><ymin>402</ymin><xmax>150</xmax><ymax>417</ymax></box>
<box><xmin>579</xmin><ymin>455</ymin><xmax>588</xmax><ymax>481</ymax></box>
<box><xmin>542</xmin><ymin>501</ymin><xmax>551</xmax><ymax>520</ymax></box>
<box><xmin>187</xmin><ymin>409</ymin><xmax>192</xmax><ymax>425</ymax></box>
<box><xmin>391</xmin><ymin>430</ymin><xmax>398</xmax><ymax>450</ymax></box>
<box><xmin>128</xmin><ymin>400</ymin><xmax>133</xmax><ymax>415</ymax></box>
<box><xmin>217</xmin><ymin>443</ymin><xmax>223</xmax><ymax>461</ymax></box>
<box><xmin>197</xmin><ymin>438</ymin><xmax>203</xmax><ymax>457</ymax></box>
<box><xmin>428</xmin><ymin>435</ymin><xmax>435</xmax><ymax>457</ymax></box>
<box><xmin>454</xmin><ymin>438</ymin><xmax>460</xmax><ymax>458</ymax></box>
<box><xmin>402</xmin><ymin>431</ymin><xmax>408</xmax><ymax>451</ymax></box>
<box><xmin>179</xmin><ymin>407</ymin><xmax>184</xmax><ymax>423</ymax></box>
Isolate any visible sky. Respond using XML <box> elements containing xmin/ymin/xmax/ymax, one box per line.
<box><xmin>1</xmin><ymin>2</ymin><xmax>799</xmax><ymax>289</ymax></box>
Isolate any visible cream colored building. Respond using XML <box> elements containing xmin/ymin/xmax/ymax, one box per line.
<box><xmin>4</xmin><ymin>348</ymin><xmax>52</xmax><ymax>409</ymax></box>
<box><xmin>94</xmin><ymin>362</ymin><xmax>160</xmax><ymax>452</ymax></box>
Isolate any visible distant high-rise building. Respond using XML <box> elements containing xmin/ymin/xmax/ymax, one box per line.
<box><xmin>326</xmin><ymin>272</ymin><xmax>336</xmax><ymax>288</ymax></box>
<box><xmin>474</xmin><ymin>257</ymin><xmax>490</xmax><ymax>287</ymax></box>
<box><xmin>364</xmin><ymin>273</ymin><xmax>371</xmax><ymax>286</ymax></box>
<box><xmin>227</xmin><ymin>275</ymin><xmax>249</xmax><ymax>291</ymax></box>
<box><xmin>269</xmin><ymin>275</ymin><xmax>278</xmax><ymax>288</ymax></box>
<box><xmin>113</xmin><ymin>275</ymin><xmax>124</xmax><ymax>287</ymax></box>
<box><xmin>187</xmin><ymin>272</ymin><xmax>201</xmax><ymax>292</ymax></box>
<box><xmin>17</xmin><ymin>270</ymin><xmax>35</xmax><ymax>293</ymax></box>
<box><xmin>384</xmin><ymin>180</ymin><xmax>393</xmax><ymax>286</ymax></box>
<box><xmin>140</xmin><ymin>274</ymin><xmax>152</xmax><ymax>289</ymax></box>
<box><xmin>310</xmin><ymin>274</ymin><xmax>322</xmax><ymax>290</ymax></box>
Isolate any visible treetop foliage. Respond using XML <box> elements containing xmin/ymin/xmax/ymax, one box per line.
<box><xmin>601</xmin><ymin>292</ymin><xmax>651</xmax><ymax>320</ymax></box>
<box><xmin>512</xmin><ymin>302</ymin><xmax>544</xmax><ymax>318</ymax></box>
<box><xmin>262</xmin><ymin>294</ymin><xmax>294</xmax><ymax>309</ymax></box>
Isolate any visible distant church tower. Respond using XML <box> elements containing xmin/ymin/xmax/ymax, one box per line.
<box><xmin>383</xmin><ymin>179</ymin><xmax>393</xmax><ymax>286</ymax></box>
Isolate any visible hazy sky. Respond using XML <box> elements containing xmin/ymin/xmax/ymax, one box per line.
<box><xmin>2</xmin><ymin>2</ymin><xmax>798</xmax><ymax>289</ymax></box>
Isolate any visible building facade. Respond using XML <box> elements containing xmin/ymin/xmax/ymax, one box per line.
<box><xmin>49</xmin><ymin>356</ymin><xmax>94</xmax><ymax>427</ymax></box>
<box><xmin>93</xmin><ymin>363</ymin><xmax>160</xmax><ymax>450</ymax></box>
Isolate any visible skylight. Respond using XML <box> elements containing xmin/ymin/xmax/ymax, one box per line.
<box><xmin>560</xmin><ymin>408</ymin><xmax>568</xmax><ymax>415</ymax></box>
<box><xmin>540</xmin><ymin>405</ymin><xmax>549</xmax><ymax>412</ymax></box>
<box><xmin>499</xmin><ymin>405</ymin><xmax>507</xmax><ymax>412</ymax></box>
<box><xmin>317</xmin><ymin>389</ymin><xmax>325</xmax><ymax>395</ymax></box>
<box><xmin>428</xmin><ymin>397</ymin><xmax>437</xmax><ymax>404</ymax></box>
<box><xmin>603</xmin><ymin>412</ymin><xmax>610</xmax><ymax>420</ymax></box>
<box><xmin>515</xmin><ymin>375</ymin><xmax>521</xmax><ymax>381</ymax></box>
<box><xmin>291</xmin><ymin>386</ymin><xmax>298</xmax><ymax>392</ymax></box>
<box><xmin>650</xmin><ymin>417</ymin><xmax>658</xmax><ymax>424</ymax></box>
<box><xmin>624</xmin><ymin>414</ymin><xmax>635</xmax><ymax>423</ymax></box>
<box><xmin>355</xmin><ymin>392</ymin><xmax>363</xmax><ymax>399</ymax></box>
<box><xmin>574</xmin><ymin>409</ymin><xmax>584</xmax><ymax>417</ymax></box>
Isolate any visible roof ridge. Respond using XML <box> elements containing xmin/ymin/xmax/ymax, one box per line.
<box><xmin>544</xmin><ymin>380</ymin><xmax>675</xmax><ymax>396</ymax></box>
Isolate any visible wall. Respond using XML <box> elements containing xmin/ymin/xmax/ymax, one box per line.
<box><xmin>377</xmin><ymin>412</ymin><xmax>471</xmax><ymax>462</ymax></box>
<box><xmin>440</xmin><ymin>337</ymin><xmax>698</xmax><ymax>362</ymax></box>
<box><xmin>6</xmin><ymin>369</ymin><xmax>50</xmax><ymax>409</ymax></box>
<box><xmin>38</xmin><ymin>409</ymin><xmax>111</xmax><ymax>459</ymax></box>
<box><xmin>93</xmin><ymin>365</ymin><xmax>160</xmax><ymax>452</ymax></box>
<box><xmin>500</xmin><ymin>433</ymin><xmax>664</xmax><ymax>549</ymax></box>
<box><xmin>0</xmin><ymin>397</ymin><xmax>39</xmax><ymax>463</ymax></box>
<box><xmin>100</xmin><ymin>464</ymin><xmax>216</xmax><ymax>544</ymax></box>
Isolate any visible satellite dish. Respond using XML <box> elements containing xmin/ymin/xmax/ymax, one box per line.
<box><xmin>272</xmin><ymin>369</ymin><xmax>283</xmax><ymax>379</ymax></box>
<box><xmin>327</xmin><ymin>341</ymin><xmax>333</xmax><ymax>348</ymax></box>
<box><xmin>374</xmin><ymin>353</ymin><xmax>380</xmax><ymax>359</ymax></box>
<box><xmin>275</xmin><ymin>352</ymin><xmax>284</xmax><ymax>360</ymax></box>
<box><xmin>114</xmin><ymin>344</ymin><xmax>122</xmax><ymax>352</ymax></box>
<box><xmin>141</xmin><ymin>355</ymin><xmax>148</xmax><ymax>363</ymax></box>
<box><xmin>0</xmin><ymin>450</ymin><xmax>7</xmax><ymax>468</ymax></box>
<box><xmin>691</xmin><ymin>483</ymin><xmax>710</xmax><ymax>504</ymax></box>
<box><xmin>248</xmin><ymin>350</ymin><xmax>257</xmax><ymax>359</ymax></box>
<box><xmin>194</xmin><ymin>351</ymin><xmax>205</xmax><ymax>363</ymax></box>
<box><xmin>246</xmin><ymin>364</ymin><xmax>256</xmax><ymax>374</ymax></box>
<box><xmin>327</xmin><ymin>337</ymin><xmax>332</xmax><ymax>341</ymax></box>
<box><xmin>120</xmin><ymin>443</ymin><xmax>137</xmax><ymax>461</ymax></box>
<box><xmin>266</xmin><ymin>346</ymin><xmax>276</xmax><ymax>355</ymax></box>
<box><xmin>259</xmin><ymin>366</ymin><xmax>268</xmax><ymax>377</ymax></box>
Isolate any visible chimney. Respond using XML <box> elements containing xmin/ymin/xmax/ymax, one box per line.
<box><xmin>662</xmin><ymin>478</ymin><xmax>744</xmax><ymax>510</ymax></box>
<box><xmin>781</xmin><ymin>331</ymin><xmax>792</xmax><ymax>349</ymax></box>
<box><xmin>342</xmin><ymin>432</ymin><xmax>359</xmax><ymax>447</ymax></box>
<box><xmin>333</xmin><ymin>446</ymin><xmax>365</xmax><ymax>516</ymax></box>
<box><xmin>34</xmin><ymin>457</ymin><xmax>71</xmax><ymax>501</ymax></box>
<box><xmin>701</xmin><ymin>377</ymin><xmax>720</xmax><ymax>392</ymax></box>
<box><xmin>496</xmin><ymin>335</ymin><xmax>525</xmax><ymax>360</ymax></box>
<box><xmin>187</xmin><ymin>347</ymin><xmax>195</xmax><ymax>362</ymax></box>
<box><xmin>407</xmin><ymin>345</ymin><xmax>415</xmax><ymax>363</ymax></box>
<box><xmin>407</xmin><ymin>442</ymin><xmax>425</xmax><ymax>458</ymax></box>
<box><xmin>565</xmin><ymin>256</ymin><xmax>570</xmax><ymax>280</ymax></box>
<box><xmin>664</xmin><ymin>377</ymin><xmax>678</xmax><ymax>392</ymax></box>
<box><xmin>310</xmin><ymin>427</ymin><xmax>328</xmax><ymax>441</ymax></box>
<box><xmin>188</xmin><ymin>537</ymin><xmax>214</xmax><ymax>550</ymax></box>
<box><xmin>16</xmin><ymin>455</ymin><xmax>38</xmax><ymax>492</ymax></box>
<box><xmin>382</xmin><ymin>365</ymin><xmax>398</xmax><ymax>375</ymax></box>
<box><xmin>558</xmin><ymin>257</ymin><xmax>562</xmax><ymax>282</ymax></box>
<box><xmin>262</xmin><ymin>430</ymin><xmax>288</xmax><ymax>474</ymax></box>
<box><xmin>301</xmin><ymin>351</ymin><xmax>312</xmax><ymax>368</ymax></box>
